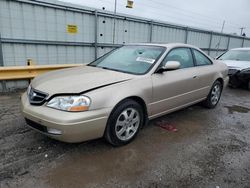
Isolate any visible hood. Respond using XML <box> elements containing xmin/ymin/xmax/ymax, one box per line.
<box><xmin>31</xmin><ymin>66</ymin><xmax>134</xmax><ymax>96</ymax></box>
<box><xmin>217</xmin><ymin>60</ymin><xmax>250</xmax><ymax>71</ymax></box>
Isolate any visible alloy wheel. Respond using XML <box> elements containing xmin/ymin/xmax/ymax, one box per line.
<box><xmin>211</xmin><ymin>84</ymin><xmax>221</xmax><ymax>105</ymax></box>
<box><xmin>115</xmin><ymin>108</ymin><xmax>140</xmax><ymax>141</ymax></box>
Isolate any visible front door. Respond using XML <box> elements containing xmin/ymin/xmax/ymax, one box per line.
<box><xmin>150</xmin><ymin>47</ymin><xmax>200</xmax><ymax>118</ymax></box>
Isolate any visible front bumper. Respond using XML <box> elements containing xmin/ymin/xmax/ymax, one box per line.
<box><xmin>228</xmin><ymin>69</ymin><xmax>239</xmax><ymax>76</ymax></box>
<box><xmin>228</xmin><ymin>69</ymin><xmax>250</xmax><ymax>86</ymax></box>
<box><xmin>21</xmin><ymin>93</ymin><xmax>112</xmax><ymax>143</ymax></box>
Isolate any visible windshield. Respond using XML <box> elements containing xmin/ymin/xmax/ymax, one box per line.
<box><xmin>218</xmin><ymin>50</ymin><xmax>250</xmax><ymax>61</ymax></box>
<box><xmin>89</xmin><ymin>45</ymin><xmax>165</xmax><ymax>74</ymax></box>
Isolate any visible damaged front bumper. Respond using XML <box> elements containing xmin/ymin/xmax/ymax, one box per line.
<box><xmin>228</xmin><ymin>68</ymin><xmax>250</xmax><ymax>87</ymax></box>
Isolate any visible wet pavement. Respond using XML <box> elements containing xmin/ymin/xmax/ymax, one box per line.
<box><xmin>0</xmin><ymin>88</ymin><xmax>250</xmax><ymax>188</ymax></box>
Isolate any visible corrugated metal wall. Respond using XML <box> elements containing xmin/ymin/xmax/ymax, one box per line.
<box><xmin>0</xmin><ymin>0</ymin><xmax>250</xmax><ymax>91</ymax></box>
<box><xmin>152</xmin><ymin>26</ymin><xmax>186</xmax><ymax>43</ymax></box>
<box><xmin>244</xmin><ymin>40</ymin><xmax>250</xmax><ymax>47</ymax></box>
<box><xmin>98</xmin><ymin>18</ymin><xmax>150</xmax><ymax>44</ymax></box>
<box><xmin>2</xmin><ymin>44</ymin><xmax>95</xmax><ymax>66</ymax></box>
<box><xmin>229</xmin><ymin>38</ymin><xmax>243</xmax><ymax>49</ymax></box>
<box><xmin>1</xmin><ymin>1</ymin><xmax>95</xmax><ymax>42</ymax></box>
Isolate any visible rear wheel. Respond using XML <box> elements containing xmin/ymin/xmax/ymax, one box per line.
<box><xmin>202</xmin><ymin>80</ymin><xmax>222</xmax><ymax>108</ymax></box>
<box><xmin>105</xmin><ymin>100</ymin><xmax>144</xmax><ymax>146</ymax></box>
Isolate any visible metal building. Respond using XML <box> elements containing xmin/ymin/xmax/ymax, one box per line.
<box><xmin>0</xmin><ymin>0</ymin><xmax>250</xmax><ymax>91</ymax></box>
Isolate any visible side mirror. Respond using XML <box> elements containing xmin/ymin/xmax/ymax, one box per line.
<box><xmin>157</xmin><ymin>61</ymin><xmax>181</xmax><ymax>73</ymax></box>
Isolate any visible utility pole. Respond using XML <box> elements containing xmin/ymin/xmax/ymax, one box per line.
<box><xmin>216</xmin><ymin>20</ymin><xmax>225</xmax><ymax>56</ymax></box>
<box><xmin>239</xmin><ymin>27</ymin><xmax>246</xmax><ymax>36</ymax></box>
<box><xmin>112</xmin><ymin>0</ymin><xmax>117</xmax><ymax>44</ymax></box>
<box><xmin>112</xmin><ymin>0</ymin><xmax>133</xmax><ymax>44</ymax></box>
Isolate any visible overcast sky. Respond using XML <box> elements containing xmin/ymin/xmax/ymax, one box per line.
<box><xmin>59</xmin><ymin>0</ymin><xmax>250</xmax><ymax>36</ymax></box>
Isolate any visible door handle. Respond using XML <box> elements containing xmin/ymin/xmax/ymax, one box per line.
<box><xmin>193</xmin><ymin>75</ymin><xmax>197</xmax><ymax>78</ymax></box>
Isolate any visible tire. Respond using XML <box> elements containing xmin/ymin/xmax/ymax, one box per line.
<box><xmin>202</xmin><ymin>80</ymin><xmax>222</xmax><ymax>109</ymax></box>
<box><xmin>105</xmin><ymin>99</ymin><xmax>144</xmax><ymax>146</ymax></box>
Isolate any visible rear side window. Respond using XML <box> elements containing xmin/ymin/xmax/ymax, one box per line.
<box><xmin>193</xmin><ymin>49</ymin><xmax>212</xmax><ymax>66</ymax></box>
<box><xmin>163</xmin><ymin>48</ymin><xmax>194</xmax><ymax>69</ymax></box>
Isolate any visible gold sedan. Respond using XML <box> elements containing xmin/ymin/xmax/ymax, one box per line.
<box><xmin>21</xmin><ymin>43</ymin><xmax>228</xmax><ymax>146</ymax></box>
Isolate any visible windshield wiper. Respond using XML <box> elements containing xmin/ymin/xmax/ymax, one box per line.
<box><xmin>100</xmin><ymin>66</ymin><xmax>128</xmax><ymax>74</ymax></box>
<box><xmin>87</xmin><ymin>64</ymin><xmax>118</xmax><ymax>71</ymax></box>
<box><xmin>100</xmin><ymin>66</ymin><xmax>116</xmax><ymax>71</ymax></box>
<box><xmin>88</xmin><ymin>65</ymin><xmax>129</xmax><ymax>74</ymax></box>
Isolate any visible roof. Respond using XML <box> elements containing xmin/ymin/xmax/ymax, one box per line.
<box><xmin>231</xmin><ymin>47</ymin><xmax>250</xmax><ymax>51</ymax></box>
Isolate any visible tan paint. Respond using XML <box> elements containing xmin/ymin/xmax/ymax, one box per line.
<box><xmin>21</xmin><ymin>43</ymin><xmax>229</xmax><ymax>143</ymax></box>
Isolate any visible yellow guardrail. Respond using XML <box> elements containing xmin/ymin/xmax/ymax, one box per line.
<box><xmin>0</xmin><ymin>63</ymin><xmax>82</xmax><ymax>81</ymax></box>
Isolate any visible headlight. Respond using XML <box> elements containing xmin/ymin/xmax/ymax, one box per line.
<box><xmin>47</xmin><ymin>96</ymin><xmax>91</xmax><ymax>112</ymax></box>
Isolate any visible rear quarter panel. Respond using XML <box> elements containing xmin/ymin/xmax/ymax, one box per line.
<box><xmin>193</xmin><ymin>61</ymin><xmax>227</xmax><ymax>97</ymax></box>
<box><xmin>212</xmin><ymin>61</ymin><xmax>229</xmax><ymax>87</ymax></box>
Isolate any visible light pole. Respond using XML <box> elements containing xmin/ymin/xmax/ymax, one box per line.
<box><xmin>216</xmin><ymin>20</ymin><xmax>225</xmax><ymax>56</ymax></box>
<box><xmin>112</xmin><ymin>0</ymin><xmax>117</xmax><ymax>44</ymax></box>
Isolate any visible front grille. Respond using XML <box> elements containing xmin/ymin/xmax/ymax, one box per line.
<box><xmin>28</xmin><ymin>87</ymin><xmax>48</xmax><ymax>105</ymax></box>
<box><xmin>25</xmin><ymin>118</ymin><xmax>48</xmax><ymax>133</ymax></box>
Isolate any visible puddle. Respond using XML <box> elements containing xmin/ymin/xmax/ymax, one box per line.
<box><xmin>224</xmin><ymin>105</ymin><xmax>250</xmax><ymax>114</ymax></box>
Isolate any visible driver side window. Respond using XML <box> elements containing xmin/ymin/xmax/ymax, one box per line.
<box><xmin>163</xmin><ymin>48</ymin><xmax>194</xmax><ymax>69</ymax></box>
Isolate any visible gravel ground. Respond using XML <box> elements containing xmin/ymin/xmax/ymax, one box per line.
<box><xmin>0</xmin><ymin>87</ymin><xmax>250</xmax><ymax>188</ymax></box>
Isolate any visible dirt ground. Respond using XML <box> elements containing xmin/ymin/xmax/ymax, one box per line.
<box><xmin>0</xmin><ymin>87</ymin><xmax>250</xmax><ymax>188</ymax></box>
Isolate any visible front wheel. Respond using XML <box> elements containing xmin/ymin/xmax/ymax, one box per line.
<box><xmin>105</xmin><ymin>100</ymin><xmax>144</xmax><ymax>146</ymax></box>
<box><xmin>202</xmin><ymin>80</ymin><xmax>222</xmax><ymax>108</ymax></box>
